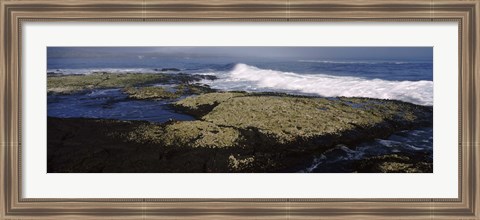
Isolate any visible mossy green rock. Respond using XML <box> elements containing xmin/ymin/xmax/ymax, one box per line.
<box><xmin>47</xmin><ymin>72</ymin><xmax>217</xmax><ymax>94</ymax></box>
<box><xmin>175</xmin><ymin>92</ymin><xmax>432</xmax><ymax>144</ymax></box>
<box><xmin>48</xmin><ymin>73</ymin><xmax>168</xmax><ymax>94</ymax></box>
<box><xmin>124</xmin><ymin>84</ymin><xmax>217</xmax><ymax>100</ymax></box>
<box><xmin>162</xmin><ymin>121</ymin><xmax>241</xmax><ymax>148</ymax></box>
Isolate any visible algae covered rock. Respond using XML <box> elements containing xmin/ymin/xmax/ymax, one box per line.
<box><xmin>162</xmin><ymin>121</ymin><xmax>241</xmax><ymax>149</ymax></box>
<box><xmin>47</xmin><ymin>92</ymin><xmax>433</xmax><ymax>173</ymax></box>
<box><xmin>175</xmin><ymin>92</ymin><xmax>432</xmax><ymax>145</ymax></box>
<box><xmin>47</xmin><ymin>72</ymin><xmax>218</xmax><ymax>94</ymax></box>
<box><xmin>123</xmin><ymin>84</ymin><xmax>217</xmax><ymax>100</ymax></box>
<box><xmin>174</xmin><ymin>92</ymin><xmax>246</xmax><ymax>117</ymax></box>
<box><xmin>48</xmin><ymin>73</ymin><xmax>168</xmax><ymax>94</ymax></box>
<box><xmin>166</xmin><ymin>92</ymin><xmax>432</xmax><ymax>172</ymax></box>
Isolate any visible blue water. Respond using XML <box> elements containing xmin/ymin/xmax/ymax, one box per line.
<box><xmin>48</xmin><ymin>57</ymin><xmax>432</xmax><ymax>81</ymax></box>
<box><xmin>48</xmin><ymin>89</ymin><xmax>195</xmax><ymax>123</ymax></box>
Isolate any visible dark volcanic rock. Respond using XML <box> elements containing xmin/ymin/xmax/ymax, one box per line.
<box><xmin>48</xmin><ymin>117</ymin><xmax>248</xmax><ymax>172</ymax></box>
<box><xmin>161</xmin><ymin>68</ymin><xmax>180</xmax><ymax>72</ymax></box>
<box><xmin>47</xmin><ymin>72</ymin><xmax>63</xmax><ymax>76</ymax></box>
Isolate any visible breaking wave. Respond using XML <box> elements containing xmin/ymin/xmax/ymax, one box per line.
<box><xmin>204</xmin><ymin>63</ymin><xmax>433</xmax><ymax>106</ymax></box>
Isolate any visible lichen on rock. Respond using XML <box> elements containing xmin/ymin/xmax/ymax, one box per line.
<box><xmin>228</xmin><ymin>154</ymin><xmax>255</xmax><ymax>171</ymax></box>
<box><xmin>175</xmin><ymin>92</ymin><xmax>432</xmax><ymax>145</ymax></box>
<box><xmin>47</xmin><ymin>72</ymin><xmax>218</xmax><ymax>95</ymax></box>
<box><xmin>47</xmin><ymin>73</ymin><xmax>168</xmax><ymax>94</ymax></box>
<box><xmin>162</xmin><ymin>121</ymin><xmax>241</xmax><ymax>149</ymax></box>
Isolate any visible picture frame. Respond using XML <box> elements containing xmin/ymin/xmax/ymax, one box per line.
<box><xmin>1</xmin><ymin>0</ymin><xmax>479</xmax><ymax>219</ymax></box>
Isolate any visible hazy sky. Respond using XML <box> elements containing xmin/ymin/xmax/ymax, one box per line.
<box><xmin>48</xmin><ymin>47</ymin><xmax>433</xmax><ymax>60</ymax></box>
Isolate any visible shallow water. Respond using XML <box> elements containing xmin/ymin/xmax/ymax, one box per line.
<box><xmin>301</xmin><ymin>127</ymin><xmax>433</xmax><ymax>173</ymax></box>
<box><xmin>47</xmin><ymin>89</ymin><xmax>195</xmax><ymax>123</ymax></box>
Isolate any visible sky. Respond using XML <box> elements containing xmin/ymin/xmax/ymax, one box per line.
<box><xmin>48</xmin><ymin>47</ymin><xmax>433</xmax><ymax>61</ymax></box>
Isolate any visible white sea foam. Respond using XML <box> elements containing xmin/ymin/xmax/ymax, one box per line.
<box><xmin>203</xmin><ymin>63</ymin><xmax>433</xmax><ymax>106</ymax></box>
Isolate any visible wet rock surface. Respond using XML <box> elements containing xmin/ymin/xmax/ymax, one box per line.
<box><xmin>48</xmin><ymin>92</ymin><xmax>433</xmax><ymax>173</ymax></box>
<box><xmin>123</xmin><ymin>84</ymin><xmax>216</xmax><ymax>100</ymax></box>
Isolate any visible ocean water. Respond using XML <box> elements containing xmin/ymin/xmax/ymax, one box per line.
<box><xmin>48</xmin><ymin>89</ymin><xmax>195</xmax><ymax>122</ymax></box>
<box><xmin>48</xmin><ymin>57</ymin><xmax>433</xmax><ymax>106</ymax></box>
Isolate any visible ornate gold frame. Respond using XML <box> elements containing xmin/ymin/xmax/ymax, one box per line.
<box><xmin>1</xmin><ymin>0</ymin><xmax>479</xmax><ymax>219</ymax></box>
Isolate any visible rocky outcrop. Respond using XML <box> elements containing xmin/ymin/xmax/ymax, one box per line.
<box><xmin>160</xmin><ymin>68</ymin><xmax>180</xmax><ymax>72</ymax></box>
<box><xmin>47</xmin><ymin>72</ymin><xmax>217</xmax><ymax>94</ymax></box>
<box><xmin>123</xmin><ymin>84</ymin><xmax>216</xmax><ymax>100</ymax></box>
<box><xmin>47</xmin><ymin>92</ymin><xmax>433</xmax><ymax>173</ymax></box>
<box><xmin>47</xmin><ymin>73</ymin><xmax>167</xmax><ymax>94</ymax></box>
<box><xmin>123</xmin><ymin>86</ymin><xmax>182</xmax><ymax>100</ymax></box>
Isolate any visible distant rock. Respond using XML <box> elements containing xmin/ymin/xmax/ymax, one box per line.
<box><xmin>124</xmin><ymin>84</ymin><xmax>216</xmax><ymax>100</ymax></box>
<box><xmin>198</xmin><ymin>75</ymin><xmax>217</xmax><ymax>81</ymax></box>
<box><xmin>161</xmin><ymin>68</ymin><xmax>181</xmax><ymax>72</ymax></box>
<box><xmin>47</xmin><ymin>72</ymin><xmax>63</xmax><ymax>77</ymax></box>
